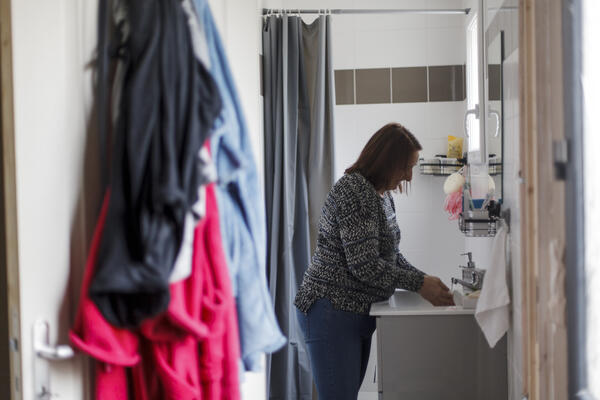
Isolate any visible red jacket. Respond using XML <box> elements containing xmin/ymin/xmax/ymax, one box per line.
<box><xmin>70</xmin><ymin>184</ymin><xmax>241</xmax><ymax>399</ymax></box>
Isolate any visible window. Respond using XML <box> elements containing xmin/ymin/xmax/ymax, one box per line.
<box><xmin>466</xmin><ymin>14</ymin><xmax>480</xmax><ymax>155</ymax></box>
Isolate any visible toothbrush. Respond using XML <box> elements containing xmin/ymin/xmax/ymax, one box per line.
<box><xmin>481</xmin><ymin>194</ymin><xmax>492</xmax><ymax>210</ymax></box>
<box><xmin>463</xmin><ymin>183</ymin><xmax>475</xmax><ymax>210</ymax></box>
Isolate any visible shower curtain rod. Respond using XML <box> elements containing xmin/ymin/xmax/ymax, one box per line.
<box><xmin>262</xmin><ymin>8</ymin><xmax>471</xmax><ymax>15</ymax></box>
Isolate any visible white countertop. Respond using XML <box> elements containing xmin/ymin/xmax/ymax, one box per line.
<box><xmin>369</xmin><ymin>290</ymin><xmax>476</xmax><ymax>316</ymax></box>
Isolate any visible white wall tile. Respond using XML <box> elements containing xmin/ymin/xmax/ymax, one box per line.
<box><xmin>388</xmin><ymin>29</ymin><xmax>430</xmax><ymax>67</ymax></box>
<box><xmin>387</xmin><ymin>103</ymin><xmax>428</xmax><ymax>134</ymax></box>
<box><xmin>399</xmin><ymin>250</ymin><xmax>431</xmax><ymax>272</ymax></box>
<box><xmin>355</xmin><ymin>30</ymin><xmax>394</xmax><ymax>68</ymax></box>
<box><xmin>261</xmin><ymin>0</ymin><xmax>284</xmax><ymax>9</ymax></box>
<box><xmin>419</xmin><ymin>138</ymin><xmax>448</xmax><ymax>157</ymax></box>
<box><xmin>393</xmin><ymin>175</ymin><xmax>436</xmax><ymax>213</ymax></box>
<box><xmin>359</xmin><ymin>13</ymin><xmax>429</xmax><ymax>31</ymax></box>
<box><xmin>281</xmin><ymin>0</ymin><xmax>350</xmax><ymax>9</ymax></box>
<box><xmin>400</xmin><ymin>248</ymin><xmax>462</xmax><ymax>287</ymax></box>
<box><xmin>427</xmin><ymin>26</ymin><xmax>466</xmax><ymax>65</ymax></box>
<box><xmin>352</xmin><ymin>104</ymin><xmax>425</xmax><ymax>138</ymax></box>
<box><xmin>425</xmin><ymin>101</ymin><xmax>467</xmax><ymax>140</ymax></box>
<box><xmin>333</xmin><ymin>106</ymin><xmax>360</xmax><ymax>178</ymax></box>
<box><xmin>429</xmin><ymin>0</ymin><xmax>466</xmax><ymax>8</ymax></box>
<box><xmin>355</xmin><ymin>0</ymin><xmax>424</xmax><ymax>9</ymax></box>
<box><xmin>428</xmin><ymin>0</ymin><xmax>468</xmax><ymax>28</ymax></box>
<box><xmin>331</xmin><ymin>30</ymin><xmax>356</xmax><ymax>69</ymax></box>
<box><xmin>464</xmin><ymin>236</ymin><xmax>495</xmax><ymax>269</ymax></box>
<box><xmin>396</xmin><ymin>212</ymin><xmax>431</xmax><ymax>251</ymax></box>
<box><xmin>331</xmin><ymin>14</ymin><xmax>357</xmax><ymax>33</ymax></box>
<box><xmin>427</xmin><ymin>13</ymin><xmax>468</xmax><ymax>29</ymax></box>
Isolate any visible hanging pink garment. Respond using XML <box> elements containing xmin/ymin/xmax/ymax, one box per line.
<box><xmin>138</xmin><ymin>183</ymin><xmax>241</xmax><ymax>400</ymax></box>
<box><xmin>70</xmin><ymin>184</ymin><xmax>241</xmax><ymax>399</ymax></box>
<box><xmin>197</xmin><ymin>184</ymin><xmax>241</xmax><ymax>400</ymax></box>
<box><xmin>69</xmin><ymin>191</ymin><xmax>139</xmax><ymax>400</ymax></box>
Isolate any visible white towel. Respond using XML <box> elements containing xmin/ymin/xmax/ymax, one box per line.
<box><xmin>475</xmin><ymin>221</ymin><xmax>510</xmax><ymax>348</ymax></box>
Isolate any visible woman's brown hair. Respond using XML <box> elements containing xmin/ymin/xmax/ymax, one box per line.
<box><xmin>345</xmin><ymin>123</ymin><xmax>422</xmax><ymax>193</ymax></box>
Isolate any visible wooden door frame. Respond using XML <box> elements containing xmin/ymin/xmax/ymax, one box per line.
<box><xmin>519</xmin><ymin>0</ymin><xmax>570</xmax><ymax>398</ymax></box>
<box><xmin>0</xmin><ymin>0</ymin><xmax>23</xmax><ymax>399</ymax></box>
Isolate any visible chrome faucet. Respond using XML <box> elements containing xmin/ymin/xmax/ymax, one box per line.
<box><xmin>451</xmin><ymin>252</ymin><xmax>486</xmax><ymax>293</ymax></box>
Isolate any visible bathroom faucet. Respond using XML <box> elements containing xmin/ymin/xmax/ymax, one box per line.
<box><xmin>451</xmin><ymin>277</ymin><xmax>479</xmax><ymax>291</ymax></box>
<box><xmin>451</xmin><ymin>252</ymin><xmax>486</xmax><ymax>292</ymax></box>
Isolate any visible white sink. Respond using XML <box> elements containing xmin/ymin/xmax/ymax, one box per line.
<box><xmin>369</xmin><ymin>289</ymin><xmax>475</xmax><ymax>316</ymax></box>
<box><xmin>388</xmin><ymin>290</ymin><xmax>432</xmax><ymax>309</ymax></box>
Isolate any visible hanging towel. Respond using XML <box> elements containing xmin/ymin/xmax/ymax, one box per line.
<box><xmin>475</xmin><ymin>221</ymin><xmax>510</xmax><ymax>348</ymax></box>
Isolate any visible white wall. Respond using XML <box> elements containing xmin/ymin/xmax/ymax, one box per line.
<box><xmin>332</xmin><ymin>0</ymin><xmax>468</xmax><ymax>287</ymax></box>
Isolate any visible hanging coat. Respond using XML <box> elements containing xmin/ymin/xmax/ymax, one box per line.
<box><xmin>69</xmin><ymin>191</ymin><xmax>139</xmax><ymax>400</ymax></box>
<box><xmin>193</xmin><ymin>0</ymin><xmax>286</xmax><ymax>371</ymax></box>
<box><xmin>90</xmin><ymin>0</ymin><xmax>222</xmax><ymax>328</ymax></box>
<box><xmin>139</xmin><ymin>183</ymin><xmax>241</xmax><ymax>400</ymax></box>
<box><xmin>71</xmin><ymin>184</ymin><xmax>241</xmax><ymax>400</ymax></box>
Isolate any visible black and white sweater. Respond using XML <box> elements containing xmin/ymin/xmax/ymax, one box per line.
<box><xmin>294</xmin><ymin>172</ymin><xmax>425</xmax><ymax>315</ymax></box>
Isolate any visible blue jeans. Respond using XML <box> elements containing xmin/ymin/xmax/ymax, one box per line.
<box><xmin>296</xmin><ymin>298</ymin><xmax>376</xmax><ymax>400</ymax></box>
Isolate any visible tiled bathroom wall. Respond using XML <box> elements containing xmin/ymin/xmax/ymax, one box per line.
<box><xmin>329</xmin><ymin>1</ymin><xmax>468</xmax><ymax>288</ymax></box>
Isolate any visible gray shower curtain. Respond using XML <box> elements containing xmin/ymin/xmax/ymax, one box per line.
<box><xmin>263</xmin><ymin>14</ymin><xmax>335</xmax><ymax>400</ymax></box>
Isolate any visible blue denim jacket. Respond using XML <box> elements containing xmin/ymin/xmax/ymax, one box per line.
<box><xmin>193</xmin><ymin>0</ymin><xmax>286</xmax><ymax>371</ymax></box>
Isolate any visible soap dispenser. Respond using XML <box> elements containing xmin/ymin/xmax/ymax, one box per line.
<box><xmin>462</xmin><ymin>252</ymin><xmax>476</xmax><ymax>269</ymax></box>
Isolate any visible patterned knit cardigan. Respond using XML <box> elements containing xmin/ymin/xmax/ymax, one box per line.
<box><xmin>295</xmin><ymin>172</ymin><xmax>425</xmax><ymax>315</ymax></box>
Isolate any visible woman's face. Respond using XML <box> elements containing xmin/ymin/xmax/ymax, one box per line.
<box><xmin>391</xmin><ymin>151</ymin><xmax>420</xmax><ymax>189</ymax></box>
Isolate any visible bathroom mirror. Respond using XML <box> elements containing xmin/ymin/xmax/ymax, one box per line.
<box><xmin>485</xmin><ymin>30</ymin><xmax>504</xmax><ymax>202</ymax></box>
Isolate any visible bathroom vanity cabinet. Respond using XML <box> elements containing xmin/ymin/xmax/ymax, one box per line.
<box><xmin>371</xmin><ymin>291</ymin><xmax>507</xmax><ymax>400</ymax></box>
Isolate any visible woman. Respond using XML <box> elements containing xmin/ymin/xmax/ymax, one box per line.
<box><xmin>294</xmin><ymin>123</ymin><xmax>454</xmax><ymax>400</ymax></box>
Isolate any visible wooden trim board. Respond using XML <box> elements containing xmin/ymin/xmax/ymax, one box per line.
<box><xmin>519</xmin><ymin>0</ymin><xmax>569</xmax><ymax>398</ymax></box>
<box><xmin>0</xmin><ymin>0</ymin><xmax>23</xmax><ymax>398</ymax></box>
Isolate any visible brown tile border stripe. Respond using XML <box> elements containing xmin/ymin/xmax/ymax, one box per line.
<box><xmin>428</xmin><ymin>65</ymin><xmax>466</xmax><ymax>102</ymax></box>
<box><xmin>334</xmin><ymin>69</ymin><xmax>355</xmax><ymax>105</ymax></box>
<box><xmin>355</xmin><ymin>68</ymin><xmax>391</xmax><ymax>104</ymax></box>
<box><xmin>334</xmin><ymin>65</ymin><xmax>466</xmax><ymax>105</ymax></box>
<box><xmin>392</xmin><ymin>67</ymin><xmax>428</xmax><ymax>103</ymax></box>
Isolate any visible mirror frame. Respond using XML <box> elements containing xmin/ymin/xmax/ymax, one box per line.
<box><xmin>485</xmin><ymin>29</ymin><xmax>505</xmax><ymax>202</ymax></box>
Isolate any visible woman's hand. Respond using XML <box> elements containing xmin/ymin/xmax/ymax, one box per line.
<box><xmin>418</xmin><ymin>275</ymin><xmax>455</xmax><ymax>306</ymax></box>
